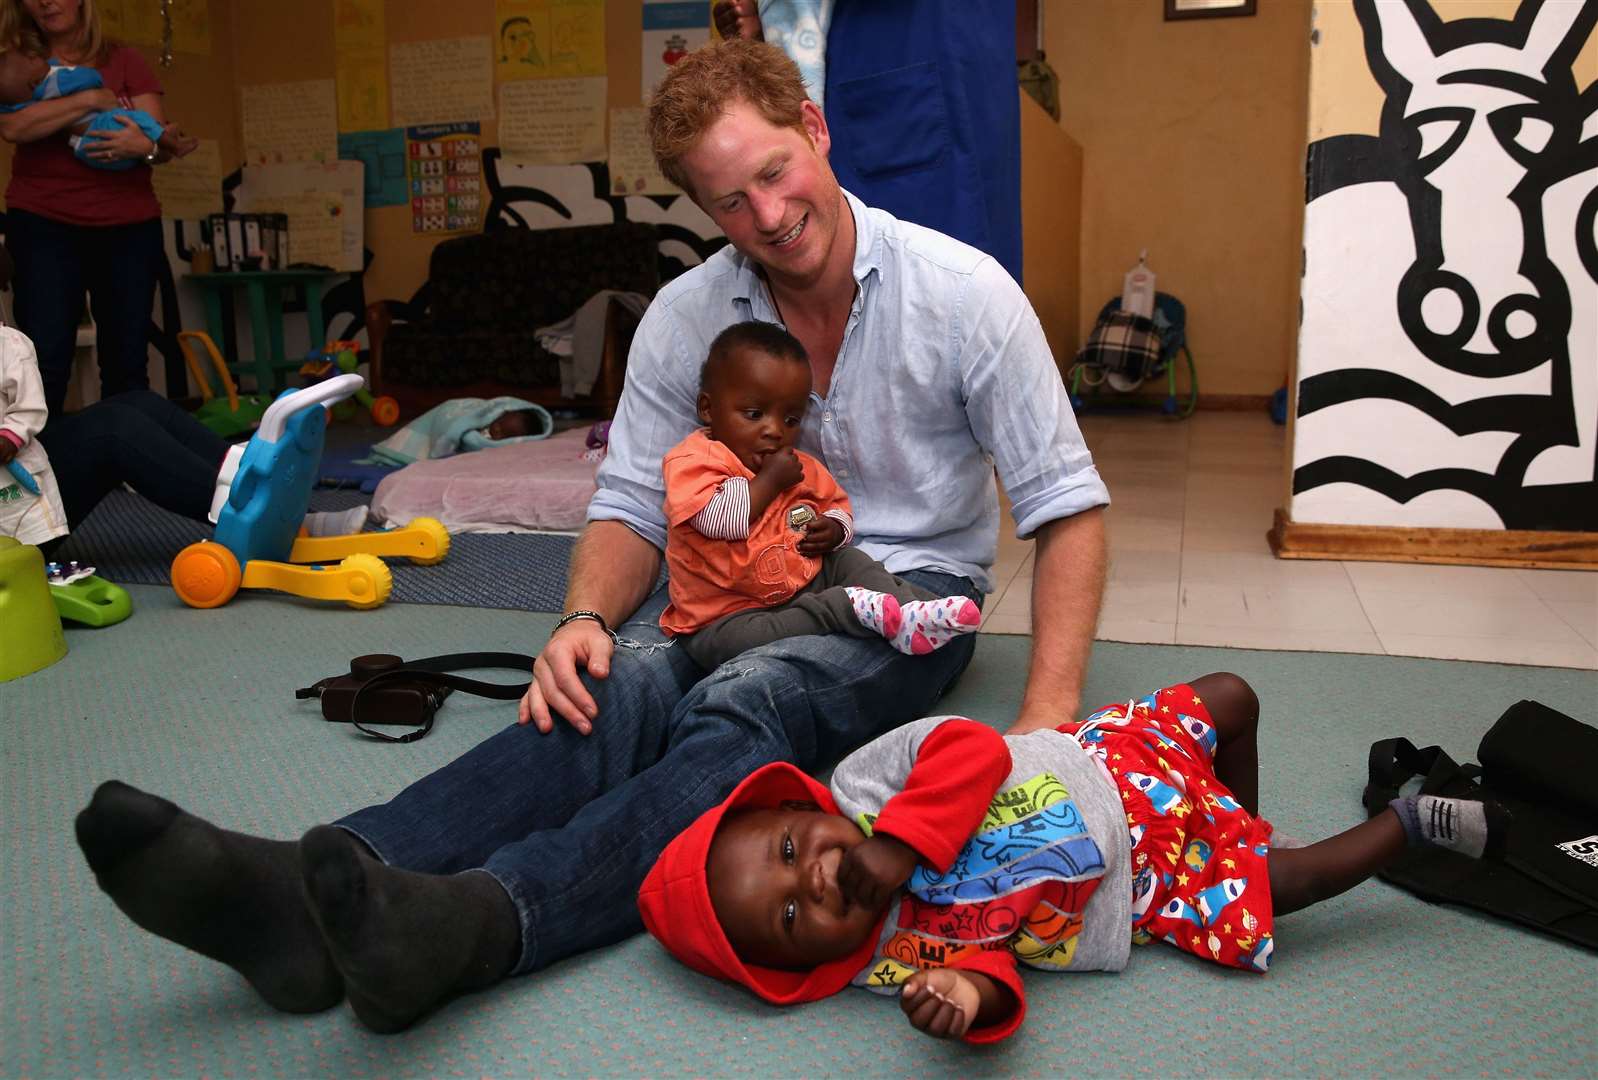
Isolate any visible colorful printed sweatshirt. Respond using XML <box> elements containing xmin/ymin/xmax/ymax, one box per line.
<box><xmin>828</xmin><ymin>716</ymin><xmax>1132</xmax><ymax>1042</ymax></box>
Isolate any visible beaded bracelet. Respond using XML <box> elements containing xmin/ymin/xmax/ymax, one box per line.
<box><xmin>553</xmin><ymin>609</ymin><xmax>614</xmax><ymax>639</ymax></box>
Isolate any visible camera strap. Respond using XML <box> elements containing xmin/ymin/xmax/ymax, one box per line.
<box><xmin>304</xmin><ymin>651</ymin><xmax>536</xmax><ymax>744</ymax></box>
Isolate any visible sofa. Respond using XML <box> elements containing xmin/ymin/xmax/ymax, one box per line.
<box><xmin>367</xmin><ymin>222</ymin><xmax>660</xmax><ymax>418</ymax></box>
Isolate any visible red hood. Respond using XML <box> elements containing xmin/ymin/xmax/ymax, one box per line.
<box><xmin>637</xmin><ymin>761</ymin><xmax>887</xmax><ymax>1005</ymax></box>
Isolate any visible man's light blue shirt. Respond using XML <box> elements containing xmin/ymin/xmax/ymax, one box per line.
<box><xmin>589</xmin><ymin>190</ymin><xmax>1109</xmax><ymax>594</ymax></box>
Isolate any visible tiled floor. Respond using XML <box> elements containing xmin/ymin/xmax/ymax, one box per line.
<box><xmin>981</xmin><ymin>412</ymin><xmax>1598</xmax><ymax>670</ymax></box>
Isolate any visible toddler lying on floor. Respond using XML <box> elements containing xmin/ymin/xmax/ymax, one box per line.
<box><xmin>640</xmin><ymin>673</ymin><xmax>1507</xmax><ymax>1043</ymax></box>
<box><xmin>0</xmin><ymin>50</ymin><xmax>198</xmax><ymax>169</ymax></box>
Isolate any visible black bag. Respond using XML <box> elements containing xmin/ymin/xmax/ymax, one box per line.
<box><xmin>1362</xmin><ymin>700</ymin><xmax>1598</xmax><ymax>952</ymax></box>
<box><xmin>296</xmin><ymin>652</ymin><xmax>534</xmax><ymax>743</ymax></box>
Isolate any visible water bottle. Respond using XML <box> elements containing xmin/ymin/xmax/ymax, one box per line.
<box><xmin>1122</xmin><ymin>249</ymin><xmax>1156</xmax><ymax>318</ymax></box>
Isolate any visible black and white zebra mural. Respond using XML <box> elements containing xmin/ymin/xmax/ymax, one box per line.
<box><xmin>1293</xmin><ymin>0</ymin><xmax>1597</xmax><ymax>531</ymax></box>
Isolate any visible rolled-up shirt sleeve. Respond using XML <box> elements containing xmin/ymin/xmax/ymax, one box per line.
<box><xmin>587</xmin><ymin>302</ymin><xmax>704</xmax><ymax>551</ymax></box>
<box><xmin>957</xmin><ymin>259</ymin><xmax>1110</xmax><ymax>539</ymax></box>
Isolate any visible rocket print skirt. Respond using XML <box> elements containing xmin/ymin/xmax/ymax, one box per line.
<box><xmin>1058</xmin><ymin>683</ymin><xmax>1276</xmax><ymax>973</ymax></box>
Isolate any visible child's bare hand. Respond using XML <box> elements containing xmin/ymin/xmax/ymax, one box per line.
<box><xmin>900</xmin><ymin>968</ymin><xmax>980</xmax><ymax>1040</ymax></box>
<box><xmin>796</xmin><ymin>515</ymin><xmax>844</xmax><ymax>555</ymax></box>
<box><xmin>0</xmin><ymin>439</ymin><xmax>15</xmax><ymax>465</ymax></box>
<box><xmin>756</xmin><ymin>446</ymin><xmax>803</xmax><ymax>490</ymax></box>
<box><xmin>837</xmin><ymin>833</ymin><xmax>917</xmax><ymax>912</ymax></box>
<box><xmin>712</xmin><ymin>0</ymin><xmax>762</xmax><ymax>40</ymax></box>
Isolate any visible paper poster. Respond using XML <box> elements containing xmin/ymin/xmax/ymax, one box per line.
<box><xmin>642</xmin><ymin>0</ymin><xmax>708</xmax><ymax>99</ymax></box>
<box><xmin>334</xmin><ymin>0</ymin><xmax>389</xmax><ymax>132</ymax></box>
<box><xmin>607</xmin><ymin>107</ymin><xmax>673</xmax><ymax>195</ymax></box>
<box><xmin>241</xmin><ymin>80</ymin><xmax>338</xmax><ymax>166</ymax></box>
<box><xmin>235</xmin><ymin>162</ymin><xmax>367</xmax><ymax>272</ymax></box>
<box><xmin>498</xmin><ymin>77</ymin><xmax>605</xmax><ymax>166</ymax></box>
<box><xmin>390</xmin><ymin>37</ymin><xmax>495</xmax><ymax>127</ymax></box>
<box><xmin>109</xmin><ymin>0</ymin><xmax>211</xmax><ymax>54</ymax></box>
<box><xmin>240</xmin><ymin>192</ymin><xmax>348</xmax><ymax>270</ymax></box>
<box><xmin>407</xmin><ymin>123</ymin><xmax>483</xmax><ymax>234</ymax></box>
<box><xmin>338</xmin><ymin>129</ymin><xmax>409</xmax><ymax>208</ymax></box>
<box><xmin>152</xmin><ymin>137</ymin><xmax>224</xmax><ymax>220</ymax></box>
<box><xmin>494</xmin><ymin>0</ymin><xmax>606</xmax><ymax>81</ymax></box>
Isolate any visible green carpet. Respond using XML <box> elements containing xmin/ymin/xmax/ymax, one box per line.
<box><xmin>3</xmin><ymin>585</ymin><xmax>1594</xmax><ymax>1078</ymax></box>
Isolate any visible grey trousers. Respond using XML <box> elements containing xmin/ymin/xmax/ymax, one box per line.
<box><xmin>682</xmin><ymin>546</ymin><xmax>944</xmax><ymax>670</ymax></box>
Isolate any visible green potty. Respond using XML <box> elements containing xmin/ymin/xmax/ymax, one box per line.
<box><xmin>0</xmin><ymin>536</ymin><xmax>68</xmax><ymax>682</ymax></box>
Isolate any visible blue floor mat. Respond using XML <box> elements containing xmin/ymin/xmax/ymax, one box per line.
<box><xmin>54</xmin><ymin>488</ymin><xmax>576</xmax><ymax>612</ymax></box>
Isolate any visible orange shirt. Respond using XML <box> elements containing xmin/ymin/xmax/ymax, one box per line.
<box><xmin>660</xmin><ymin>430</ymin><xmax>852</xmax><ymax>636</ymax></box>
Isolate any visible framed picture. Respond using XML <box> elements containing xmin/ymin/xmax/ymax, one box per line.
<box><xmin>1165</xmin><ymin>0</ymin><xmax>1257</xmax><ymax>20</ymax></box>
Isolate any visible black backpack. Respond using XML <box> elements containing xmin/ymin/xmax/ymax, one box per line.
<box><xmin>1363</xmin><ymin>701</ymin><xmax>1598</xmax><ymax>952</ymax></box>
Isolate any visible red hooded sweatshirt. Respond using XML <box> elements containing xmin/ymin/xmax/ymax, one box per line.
<box><xmin>637</xmin><ymin>721</ymin><xmax>1033</xmax><ymax>1043</ymax></box>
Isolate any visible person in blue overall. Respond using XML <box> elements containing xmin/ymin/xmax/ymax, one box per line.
<box><xmin>713</xmin><ymin>0</ymin><xmax>1023</xmax><ymax>284</ymax></box>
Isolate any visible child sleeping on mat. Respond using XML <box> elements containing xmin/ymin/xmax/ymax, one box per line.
<box><xmin>362</xmin><ymin>397</ymin><xmax>554</xmax><ymax>467</ymax></box>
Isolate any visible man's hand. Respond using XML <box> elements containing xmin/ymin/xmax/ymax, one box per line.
<box><xmin>0</xmin><ymin>439</ymin><xmax>15</xmax><ymax>466</ymax></box>
<box><xmin>518</xmin><ymin>620</ymin><xmax>614</xmax><ymax>735</ymax></box>
<box><xmin>712</xmin><ymin>0</ymin><xmax>762</xmax><ymax>40</ymax></box>
<box><xmin>1006</xmin><ymin>700</ymin><xmax>1075</xmax><ymax>737</ymax></box>
<box><xmin>900</xmin><ymin>968</ymin><xmax>982</xmax><ymax>1040</ymax></box>
<box><xmin>837</xmin><ymin>833</ymin><xmax>919</xmax><ymax>913</ymax></box>
<box><xmin>796</xmin><ymin>515</ymin><xmax>844</xmax><ymax>555</ymax></box>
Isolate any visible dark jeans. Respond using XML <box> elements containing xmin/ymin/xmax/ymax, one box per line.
<box><xmin>682</xmin><ymin>546</ymin><xmax>940</xmax><ymax>670</ymax></box>
<box><xmin>337</xmin><ymin>569</ymin><xmax>982</xmax><ymax>975</ymax></box>
<box><xmin>7</xmin><ymin>208</ymin><xmax>163</xmax><ymax>416</ymax></box>
<box><xmin>38</xmin><ymin>389</ymin><xmax>227</xmax><ymax>536</ymax></box>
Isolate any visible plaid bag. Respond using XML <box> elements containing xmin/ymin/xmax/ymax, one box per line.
<box><xmin>1075</xmin><ymin>310</ymin><xmax>1163</xmax><ymax>383</ymax></box>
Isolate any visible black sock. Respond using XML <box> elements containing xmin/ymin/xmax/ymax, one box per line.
<box><xmin>74</xmin><ymin>780</ymin><xmax>343</xmax><ymax>1012</ymax></box>
<box><xmin>298</xmin><ymin>824</ymin><xmax>520</xmax><ymax>1033</ymax></box>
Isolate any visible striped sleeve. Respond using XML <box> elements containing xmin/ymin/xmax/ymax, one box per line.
<box><xmin>821</xmin><ymin>508</ymin><xmax>854</xmax><ymax>547</ymax></box>
<box><xmin>687</xmin><ymin>477</ymin><xmax>751</xmax><ymax>539</ymax></box>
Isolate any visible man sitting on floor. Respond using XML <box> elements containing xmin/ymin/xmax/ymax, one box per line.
<box><xmin>71</xmin><ymin>38</ymin><xmax>1109</xmax><ymax>1031</ymax></box>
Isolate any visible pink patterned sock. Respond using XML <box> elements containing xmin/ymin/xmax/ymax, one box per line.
<box><xmin>845</xmin><ymin>587</ymin><xmax>902</xmax><ymax>639</ymax></box>
<box><xmin>891</xmin><ymin>596</ymin><xmax>981</xmax><ymax>655</ymax></box>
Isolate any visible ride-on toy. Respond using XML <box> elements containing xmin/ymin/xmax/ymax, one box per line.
<box><xmin>170</xmin><ymin>373</ymin><xmax>448</xmax><ymax>609</ymax></box>
<box><xmin>176</xmin><ymin>330</ymin><xmax>273</xmax><ymax>439</ymax></box>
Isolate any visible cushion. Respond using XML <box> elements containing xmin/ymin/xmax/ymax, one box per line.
<box><xmin>369</xmin><ymin>426</ymin><xmax>600</xmax><ymax>533</ymax></box>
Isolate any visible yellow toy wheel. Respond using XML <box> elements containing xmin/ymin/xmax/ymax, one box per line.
<box><xmin>370</xmin><ymin>395</ymin><xmax>401</xmax><ymax>426</ymax></box>
<box><xmin>406</xmin><ymin>517</ymin><xmax>451</xmax><ymax>565</ymax></box>
<box><xmin>340</xmin><ymin>553</ymin><xmax>393</xmax><ymax>609</ymax></box>
<box><xmin>171</xmin><ymin>541</ymin><xmax>242</xmax><ymax>608</ymax></box>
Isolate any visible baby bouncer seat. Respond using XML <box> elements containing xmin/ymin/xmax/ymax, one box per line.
<box><xmin>170</xmin><ymin>374</ymin><xmax>449</xmax><ymax>609</ymax></box>
<box><xmin>1069</xmin><ymin>291</ymin><xmax>1198</xmax><ymax>419</ymax></box>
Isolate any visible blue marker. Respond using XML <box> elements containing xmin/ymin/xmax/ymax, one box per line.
<box><xmin>6</xmin><ymin>458</ymin><xmax>40</xmax><ymax>496</ymax></box>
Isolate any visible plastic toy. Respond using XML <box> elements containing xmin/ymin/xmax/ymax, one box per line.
<box><xmin>6</xmin><ymin>457</ymin><xmax>40</xmax><ymax>495</ymax></box>
<box><xmin>169</xmin><ymin>373</ymin><xmax>448</xmax><ymax>610</ymax></box>
<box><xmin>177</xmin><ymin>330</ymin><xmax>274</xmax><ymax>439</ymax></box>
<box><xmin>0</xmin><ymin>536</ymin><xmax>67</xmax><ymax>681</ymax></box>
<box><xmin>301</xmin><ymin>339</ymin><xmax>401</xmax><ymax>426</ymax></box>
<box><xmin>51</xmin><ymin>574</ymin><xmax>133</xmax><ymax>627</ymax></box>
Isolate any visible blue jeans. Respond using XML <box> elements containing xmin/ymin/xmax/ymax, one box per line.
<box><xmin>37</xmin><ymin>390</ymin><xmax>227</xmax><ymax>532</ymax></box>
<box><xmin>337</xmin><ymin>570</ymin><xmax>981</xmax><ymax>975</ymax></box>
<box><xmin>6</xmin><ymin>209</ymin><xmax>163</xmax><ymax>416</ymax></box>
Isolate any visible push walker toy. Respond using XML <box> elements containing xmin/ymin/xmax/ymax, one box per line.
<box><xmin>170</xmin><ymin>373</ymin><xmax>448</xmax><ymax>610</ymax></box>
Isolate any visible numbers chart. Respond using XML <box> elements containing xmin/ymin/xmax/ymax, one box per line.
<box><xmin>406</xmin><ymin>122</ymin><xmax>483</xmax><ymax>234</ymax></box>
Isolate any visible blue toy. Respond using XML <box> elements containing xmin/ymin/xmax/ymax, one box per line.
<box><xmin>169</xmin><ymin>374</ymin><xmax>448</xmax><ymax>609</ymax></box>
<box><xmin>5</xmin><ymin>458</ymin><xmax>40</xmax><ymax>495</ymax></box>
